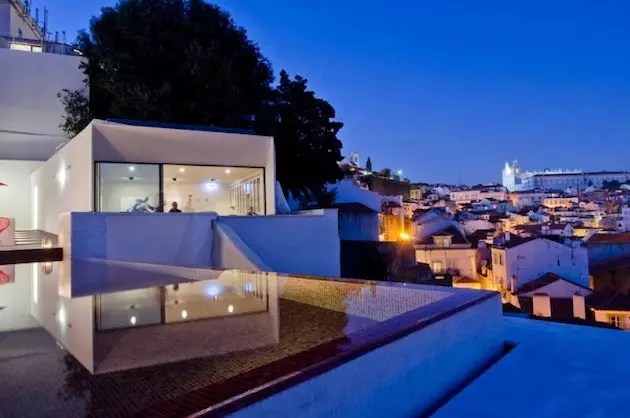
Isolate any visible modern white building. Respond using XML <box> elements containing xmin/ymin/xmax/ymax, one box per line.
<box><xmin>502</xmin><ymin>161</ymin><xmax>630</xmax><ymax>192</ymax></box>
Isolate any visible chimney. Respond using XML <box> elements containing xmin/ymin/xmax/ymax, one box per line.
<box><xmin>573</xmin><ymin>292</ymin><xmax>586</xmax><ymax>320</ymax></box>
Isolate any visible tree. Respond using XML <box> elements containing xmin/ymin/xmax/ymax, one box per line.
<box><xmin>379</xmin><ymin>168</ymin><xmax>392</xmax><ymax>178</ymax></box>
<box><xmin>365</xmin><ymin>157</ymin><xmax>372</xmax><ymax>172</ymax></box>
<box><xmin>60</xmin><ymin>0</ymin><xmax>273</xmax><ymax>136</ymax></box>
<box><xmin>261</xmin><ymin>70</ymin><xmax>343</xmax><ymax>204</ymax></box>
<box><xmin>602</xmin><ymin>180</ymin><xmax>621</xmax><ymax>191</ymax></box>
<box><xmin>59</xmin><ymin>0</ymin><xmax>343</xmax><ymax>204</ymax></box>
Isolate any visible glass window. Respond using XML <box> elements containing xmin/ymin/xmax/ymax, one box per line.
<box><xmin>96</xmin><ymin>163</ymin><xmax>160</xmax><ymax>212</ymax></box>
<box><xmin>609</xmin><ymin>315</ymin><xmax>622</xmax><ymax>328</ymax></box>
<box><xmin>163</xmin><ymin>165</ymin><xmax>264</xmax><ymax>215</ymax></box>
<box><xmin>432</xmin><ymin>261</ymin><xmax>443</xmax><ymax>273</ymax></box>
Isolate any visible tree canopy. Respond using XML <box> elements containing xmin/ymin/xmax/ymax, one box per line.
<box><xmin>60</xmin><ymin>0</ymin><xmax>343</xmax><ymax>203</ymax></box>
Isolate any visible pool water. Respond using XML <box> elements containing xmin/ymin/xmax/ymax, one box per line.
<box><xmin>0</xmin><ymin>259</ymin><xmax>452</xmax><ymax>417</ymax></box>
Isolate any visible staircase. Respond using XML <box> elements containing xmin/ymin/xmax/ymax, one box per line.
<box><xmin>14</xmin><ymin>230</ymin><xmax>58</xmax><ymax>246</ymax></box>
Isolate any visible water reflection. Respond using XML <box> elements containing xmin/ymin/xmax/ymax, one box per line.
<box><xmin>28</xmin><ymin>259</ymin><xmax>280</xmax><ymax>374</ymax></box>
<box><xmin>0</xmin><ymin>259</ymin><xmax>451</xmax><ymax>417</ymax></box>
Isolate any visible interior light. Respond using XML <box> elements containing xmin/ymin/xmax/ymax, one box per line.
<box><xmin>129</xmin><ymin>166</ymin><xmax>136</xmax><ymax>172</ymax></box>
<box><xmin>225</xmin><ymin>168</ymin><xmax>231</xmax><ymax>174</ymax></box>
<box><xmin>58</xmin><ymin>306</ymin><xmax>66</xmax><ymax>325</ymax></box>
<box><xmin>204</xmin><ymin>283</ymin><xmax>222</xmax><ymax>297</ymax></box>
<box><xmin>57</xmin><ymin>165</ymin><xmax>67</xmax><ymax>187</ymax></box>
<box><xmin>179</xmin><ymin>167</ymin><xmax>185</xmax><ymax>173</ymax></box>
<box><xmin>228</xmin><ymin>305</ymin><xmax>234</xmax><ymax>313</ymax></box>
<box><xmin>206</xmin><ymin>180</ymin><xmax>218</xmax><ymax>191</ymax></box>
<box><xmin>130</xmin><ymin>316</ymin><xmax>137</xmax><ymax>325</ymax></box>
<box><xmin>181</xmin><ymin>310</ymin><xmax>188</xmax><ymax>319</ymax></box>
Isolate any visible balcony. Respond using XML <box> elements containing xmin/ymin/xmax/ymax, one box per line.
<box><xmin>0</xmin><ymin>36</ymin><xmax>80</xmax><ymax>56</ymax></box>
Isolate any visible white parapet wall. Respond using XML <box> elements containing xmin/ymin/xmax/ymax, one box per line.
<box><xmin>61</xmin><ymin>212</ymin><xmax>217</xmax><ymax>267</ymax></box>
<box><xmin>216</xmin><ymin>210</ymin><xmax>341</xmax><ymax>277</ymax></box>
<box><xmin>232</xmin><ymin>294</ymin><xmax>503</xmax><ymax>418</ymax></box>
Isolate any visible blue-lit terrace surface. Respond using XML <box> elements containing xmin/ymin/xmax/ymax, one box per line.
<box><xmin>0</xmin><ymin>259</ymin><xmax>501</xmax><ymax>417</ymax></box>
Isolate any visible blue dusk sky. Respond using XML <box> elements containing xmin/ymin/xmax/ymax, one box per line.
<box><xmin>44</xmin><ymin>0</ymin><xmax>630</xmax><ymax>184</ymax></box>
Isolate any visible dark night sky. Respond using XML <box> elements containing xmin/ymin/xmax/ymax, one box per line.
<box><xmin>44</xmin><ymin>0</ymin><xmax>630</xmax><ymax>184</ymax></box>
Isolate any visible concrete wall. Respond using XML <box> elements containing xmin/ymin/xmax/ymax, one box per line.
<box><xmin>588</xmin><ymin>243</ymin><xmax>630</xmax><ymax>264</ymax></box>
<box><xmin>31</xmin><ymin>128</ymin><xmax>93</xmax><ymax>233</ymax></box>
<box><xmin>0</xmin><ymin>48</ymin><xmax>83</xmax><ymax>160</ymax></box>
<box><xmin>338</xmin><ymin>211</ymin><xmax>379</xmax><ymax>241</ymax></box>
<box><xmin>63</xmin><ymin>212</ymin><xmax>217</xmax><ymax>267</ymax></box>
<box><xmin>217</xmin><ymin>210</ymin><xmax>341</xmax><ymax>277</ymax></box>
<box><xmin>0</xmin><ymin>160</ymin><xmax>41</xmax><ymax>228</ymax></box>
<box><xmin>91</xmin><ymin>122</ymin><xmax>276</xmax><ymax>214</ymax></box>
<box><xmin>232</xmin><ymin>295</ymin><xmax>503</xmax><ymax>418</ymax></box>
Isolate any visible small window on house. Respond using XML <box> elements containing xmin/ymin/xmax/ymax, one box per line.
<box><xmin>498</xmin><ymin>254</ymin><xmax>504</xmax><ymax>266</ymax></box>
<box><xmin>609</xmin><ymin>315</ymin><xmax>622</xmax><ymax>328</ymax></box>
<box><xmin>432</xmin><ymin>261</ymin><xmax>443</xmax><ymax>273</ymax></box>
<box><xmin>433</xmin><ymin>236</ymin><xmax>451</xmax><ymax>248</ymax></box>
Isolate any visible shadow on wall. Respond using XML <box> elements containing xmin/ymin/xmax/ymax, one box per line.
<box><xmin>340</xmin><ymin>241</ymin><xmax>395</xmax><ymax>281</ymax></box>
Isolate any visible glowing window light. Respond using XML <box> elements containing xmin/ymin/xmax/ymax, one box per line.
<box><xmin>130</xmin><ymin>316</ymin><xmax>137</xmax><ymax>325</ymax></box>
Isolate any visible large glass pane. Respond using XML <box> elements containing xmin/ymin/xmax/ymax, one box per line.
<box><xmin>96</xmin><ymin>163</ymin><xmax>160</xmax><ymax>212</ymax></box>
<box><xmin>163</xmin><ymin>165</ymin><xmax>264</xmax><ymax>215</ymax></box>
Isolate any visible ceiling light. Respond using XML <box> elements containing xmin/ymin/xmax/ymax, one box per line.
<box><xmin>129</xmin><ymin>166</ymin><xmax>136</xmax><ymax>172</ymax></box>
<box><xmin>206</xmin><ymin>180</ymin><xmax>218</xmax><ymax>191</ymax></box>
<box><xmin>225</xmin><ymin>169</ymin><xmax>231</xmax><ymax>174</ymax></box>
<box><xmin>130</xmin><ymin>316</ymin><xmax>137</xmax><ymax>325</ymax></box>
<box><xmin>179</xmin><ymin>167</ymin><xmax>185</xmax><ymax>173</ymax></box>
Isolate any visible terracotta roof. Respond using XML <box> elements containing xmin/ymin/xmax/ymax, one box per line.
<box><xmin>514</xmin><ymin>224</ymin><xmax>542</xmax><ymax>234</ymax></box>
<box><xmin>587</xmin><ymin>232</ymin><xmax>630</xmax><ymax>244</ymax></box>
<box><xmin>548</xmin><ymin>223</ymin><xmax>569</xmax><ymax>230</ymax></box>
<box><xmin>589</xmin><ymin>255</ymin><xmax>630</xmax><ymax>275</ymax></box>
<box><xmin>587</xmin><ymin>288</ymin><xmax>630</xmax><ymax>311</ymax></box>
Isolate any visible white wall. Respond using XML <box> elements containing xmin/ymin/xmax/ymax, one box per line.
<box><xmin>232</xmin><ymin>295</ymin><xmax>503</xmax><ymax>418</ymax></box>
<box><xmin>0</xmin><ymin>263</ymin><xmax>39</xmax><ymax>332</ymax></box>
<box><xmin>416</xmin><ymin>248</ymin><xmax>477</xmax><ymax>278</ymax></box>
<box><xmin>65</xmin><ymin>212</ymin><xmax>217</xmax><ymax>268</ymax></box>
<box><xmin>164</xmin><ymin>182</ymin><xmax>234</xmax><ymax>214</ymax></box>
<box><xmin>0</xmin><ymin>160</ymin><xmax>41</xmax><ymax>228</ymax></box>
<box><xmin>91</xmin><ymin>121</ymin><xmax>276</xmax><ymax>214</ymax></box>
<box><xmin>593</xmin><ymin>310</ymin><xmax>630</xmax><ymax>330</ymax></box>
<box><xmin>30</xmin><ymin>262</ymin><xmax>94</xmax><ymax>372</ymax></box>
<box><xmin>217</xmin><ymin>210</ymin><xmax>341</xmax><ymax>277</ymax></box>
<box><xmin>504</xmin><ymin>239</ymin><xmax>589</xmax><ymax>288</ymax></box>
<box><xmin>31</xmin><ymin>128</ymin><xmax>93</xmax><ymax>233</ymax></box>
<box><xmin>0</xmin><ymin>48</ymin><xmax>83</xmax><ymax>160</ymax></box>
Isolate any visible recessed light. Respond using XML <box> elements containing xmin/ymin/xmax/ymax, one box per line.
<box><xmin>179</xmin><ymin>167</ymin><xmax>185</xmax><ymax>173</ymax></box>
<box><xmin>225</xmin><ymin>169</ymin><xmax>231</xmax><ymax>174</ymax></box>
<box><xmin>129</xmin><ymin>166</ymin><xmax>135</xmax><ymax>172</ymax></box>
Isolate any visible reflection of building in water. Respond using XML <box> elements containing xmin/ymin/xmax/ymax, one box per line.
<box><xmin>28</xmin><ymin>260</ymin><xmax>279</xmax><ymax>374</ymax></box>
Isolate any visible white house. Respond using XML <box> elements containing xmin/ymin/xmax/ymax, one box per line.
<box><xmin>621</xmin><ymin>206</ymin><xmax>630</xmax><ymax>232</ymax></box>
<box><xmin>415</xmin><ymin>225</ymin><xmax>478</xmax><ymax>280</ymax></box>
<box><xmin>491</xmin><ymin>236</ymin><xmax>589</xmax><ymax>293</ymax></box>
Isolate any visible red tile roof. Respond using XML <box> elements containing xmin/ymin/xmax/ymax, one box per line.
<box><xmin>587</xmin><ymin>232</ymin><xmax>630</xmax><ymax>244</ymax></box>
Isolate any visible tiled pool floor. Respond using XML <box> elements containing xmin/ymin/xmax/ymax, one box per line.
<box><xmin>0</xmin><ymin>299</ymin><xmax>376</xmax><ymax>417</ymax></box>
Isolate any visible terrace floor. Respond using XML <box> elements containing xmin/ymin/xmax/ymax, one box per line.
<box><xmin>434</xmin><ymin>317</ymin><xmax>630</xmax><ymax>418</ymax></box>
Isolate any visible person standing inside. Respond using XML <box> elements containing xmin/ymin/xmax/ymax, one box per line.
<box><xmin>169</xmin><ymin>202</ymin><xmax>182</xmax><ymax>213</ymax></box>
